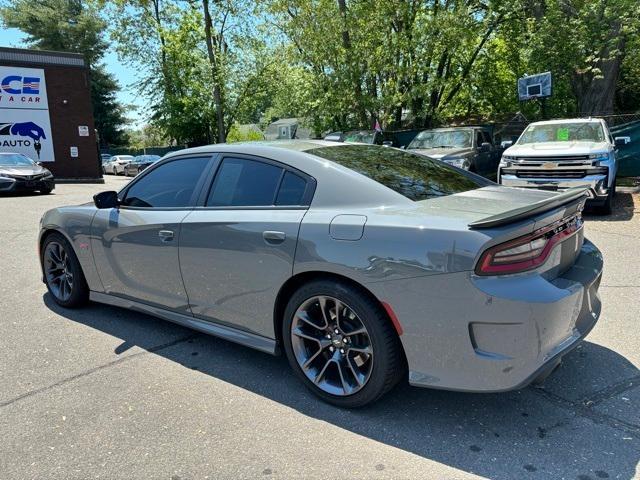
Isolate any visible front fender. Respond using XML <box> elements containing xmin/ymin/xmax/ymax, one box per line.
<box><xmin>39</xmin><ymin>206</ymin><xmax>104</xmax><ymax>292</ymax></box>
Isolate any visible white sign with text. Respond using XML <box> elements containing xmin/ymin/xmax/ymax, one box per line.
<box><xmin>0</xmin><ymin>66</ymin><xmax>55</xmax><ymax>162</ymax></box>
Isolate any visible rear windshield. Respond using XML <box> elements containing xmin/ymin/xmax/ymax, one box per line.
<box><xmin>307</xmin><ymin>144</ymin><xmax>488</xmax><ymax>201</ymax></box>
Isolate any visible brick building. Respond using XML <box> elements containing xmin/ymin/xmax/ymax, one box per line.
<box><xmin>0</xmin><ymin>47</ymin><xmax>102</xmax><ymax>180</ymax></box>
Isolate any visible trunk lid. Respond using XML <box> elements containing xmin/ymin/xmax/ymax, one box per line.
<box><xmin>412</xmin><ymin>185</ymin><xmax>587</xmax><ymax>276</ymax></box>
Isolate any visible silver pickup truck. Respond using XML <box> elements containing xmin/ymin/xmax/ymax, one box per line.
<box><xmin>498</xmin><ymin>118</ymin><xmax>631</xmax><ymax>213</ymax></box>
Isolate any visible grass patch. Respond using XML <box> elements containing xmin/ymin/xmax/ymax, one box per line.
<box><xmin>617</xmin><ymin>177</ymin><xmax>640</xmax><ymax>187</ymax></box>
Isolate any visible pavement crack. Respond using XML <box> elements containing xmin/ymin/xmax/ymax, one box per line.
<box><xmin>586</xmin><ymin>227</ymin><xmax>639</xmax><ymax>239</ymax></box>
<box><xmin>0</xmin><ymin>334</ymin><xmax>197</xmax><ymax>409</ymax></box>
<box><xmin>580</xmin><ymin>374</ymin><xmax>640</xmax><ymax>407</ymax></box>
<box><xmin>532</xmin><ymin>387</ymin><xmax>640</xmax><ymax>439</ymax></box>
<box><xmin>599</xmin><ymin>285</ymin><xmax>640</xmax><ymax>288</ymax></box>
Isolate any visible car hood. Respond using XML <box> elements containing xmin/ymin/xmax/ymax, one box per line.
<box><xmin>408</xmin><ymin>147</ymin><xmax>472</xmax><ymax>159</ymax></box>
<box><xmin>0</xmin><ymin>165</ymin><xmax>50</xmax><ymax>176</ymax></box>
<box><xmin>506</xmin><ymin>141</ymin><xmax>609</xmax><ymax>156</ymax></box>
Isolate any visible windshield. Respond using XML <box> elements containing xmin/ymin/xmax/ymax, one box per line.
<box><xmin>408</xmin><ymin>130</ymin><xmax>473</xmax><ymax>149</ymax></box>
<box><xmin>343</xmin><ymin>131</ymin><xmax>376</xmax><ymax>144</ymax></box>
<box><xmin>0</xmin><ymin>153</ymin><xmax>35</xmax><ymax>166</ymax></box>
<box><xmin>518</xmin><ymin>122</ymin><xmax>605</xmax><ymax>144</ymax></box>
<box><xmin>307</xmin><ymin>144</ymin><xmax>488</xmax><ymax>201</ymax></box>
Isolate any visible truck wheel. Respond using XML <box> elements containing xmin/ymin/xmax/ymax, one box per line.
<box><xmin>598</xmin><ymin>181</ymin><xmax>615</xmax><ymax>215</ymax></box>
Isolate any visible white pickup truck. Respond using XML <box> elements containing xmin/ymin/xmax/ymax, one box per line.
<box><xmin>498</xmin><ymin>118</ymin><xmax>631</xmax><ymax>213</ymax></box>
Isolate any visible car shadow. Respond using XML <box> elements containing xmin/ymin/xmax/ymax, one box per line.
<box><xmin>43</xmin><ymin>294</ymin><xmax>640</xmax><ymax>479</ymax></box>
<box><xmin>584</xmin><ymin>192</ymin><xmax>636</xmax><ymax>222</ymax></box>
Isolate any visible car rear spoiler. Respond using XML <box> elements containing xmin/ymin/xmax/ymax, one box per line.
<box><xmin>468</xmin><ymin>187</ymin><xmax>589</xmax><ymax>229</ymax></box>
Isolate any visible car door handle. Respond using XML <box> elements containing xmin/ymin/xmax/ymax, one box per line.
<box><xmin>263</xmin><ymin>230</ymin><xmax>286</xmax><ymax>244</ymax></box>
<box><xmin>158</xmin><ymin>230</ymin><xmax>174</xmax><ymax>242</ymax></box>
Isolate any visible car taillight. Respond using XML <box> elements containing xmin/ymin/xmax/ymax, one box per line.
<box><xmin>475</xmin><ymin>215</ymin><xmax>582</xmax><ymax>276</ymax></box>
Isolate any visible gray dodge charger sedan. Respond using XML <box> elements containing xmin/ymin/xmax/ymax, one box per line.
<box><xmin>39</xmin><ymin>141</ymin><xmax>602</xmax><ymax>407</ymax></box>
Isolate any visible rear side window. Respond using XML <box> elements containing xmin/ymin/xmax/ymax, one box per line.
<box><xmin>207</xmin><ymin>158</ymin><xmax>283</xmax><ymax>207</ymax></box>
<box><xmin>307</xmin><ymin>144</ymin><xmax>488</xmax><ymax>201</ymax></box>
<box><xmin>122</xmin><ymin>157</ymin><xmax>209</xmax><ymax>208</ymax></box>
<box><xmin>276</xmin><ymin>171</ymin><xmax>307</xmax><ymax>205</ymax></box>
<box><xmin>207</xmin><ymin>157</ymin><xmax>311</xmax><ymax>207</ymax></box>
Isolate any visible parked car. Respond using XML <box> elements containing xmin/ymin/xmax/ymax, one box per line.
<box><xmin>498</xmin><ymin>118</ymin><xmax>629</xmax><ymax>214</ymax></box>
<box><xmin>101</xmin><ymin>156</ymin><xmax>112</xmax><ymax>174</ymax></box>
<box><xmin>0</xmin><ymin>152</ymin><xmax>54</xmax><ymax>194</ymax></box>
<box><xmin>39</xmin><ymin>141</ymin><xmax>602</xmax><ymax>407</ymax></box>
<box><xmin>104</xmin><ymin>155</ymin><xmax>134</xmax><ymax>175</ymax></box>
<box><xmin>407</xmin><ymin>126</ymin><xmax>502</xmax><ymax>177</ymax></box>
<box><xmin>124</xmin><ymin>155</ymin><xmax>162</xmax><ymax>177</ymax></box>
<box><xmin>325</xmin><ymin>129</ymin><xmax>421</xmax><ymax>148</ymax></box>
<box><xmin>324</xmin><ymin>130</ymin><xmax>393</xmax><ymax>147</ymax></box>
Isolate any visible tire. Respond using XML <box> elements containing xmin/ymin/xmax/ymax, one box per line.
<box><xmin>282</xmin><ymin>280</ymin><xmax>406</xmax><ymax>408</ymax></box>
<box><xmin>40</xmin><ymin>187</ymin><xmax>52</xmax><ymax>195</ymax></box>
<box><xmin>41</xmin><ymin>232</ymin><xmax>89</xmax><ymax>308</ymax></box>
<box><xmin>597</xmin><ymin>181</ymin><xmax>615</xmax><ymax>215</ymax></box>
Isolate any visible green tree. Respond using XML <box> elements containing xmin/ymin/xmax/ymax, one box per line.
<box><xmin>1</xmin><ymin>0</ymin><xmax>129</xmax><ymax>147</ymax></box>
<box><xmin>111</xmin><ymin>0</ymin><xmax>283</xmax><ymax>144</ymax></box>
<box><xmin>264</xmin><ymin>0</ymin><xmax>511</xmax><ymax>130</ymax></box>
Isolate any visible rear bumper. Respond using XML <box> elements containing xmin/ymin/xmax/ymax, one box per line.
<box><xmin>368</xmin><ymin>239</ymin><xmax>603</xmax><ymax>392</ymax></box>
<box><xmin>0</xmin><ymin>176</ymin><xmax>55</xmax><ymax>192</ymax></box>
<box><xmin>499</xmin><ymin>173</ymin><xmax>610</xmax><ymax>202</ymax></box>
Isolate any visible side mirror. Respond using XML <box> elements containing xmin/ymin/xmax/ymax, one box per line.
<box><xmin>614</xmin><ymin>136</ymin><xmax>631</xmax><ymax>146</ymax></box>
<box><xmin>36</xmin><ymin>161</ymin><xmax>43</xmax><ymax>167</ymax></box>
<box><xmin>501</xmin><ymin>140</ymin><xmax>513</xmax><ymax>149</ymax></box>
<box><xmin>382</xmin><ymin>141</ymin><xmax>393</xmax><ymax>148</ymax></box>
<box><xmin>480</xmin><ymin>142</ymin><xmax>491</xmax><ymax>152</ymax></box>
<box><xmin>93</xmin><ymin>190</ymin><xmax>120</xmax><ymax>209</ymax></box>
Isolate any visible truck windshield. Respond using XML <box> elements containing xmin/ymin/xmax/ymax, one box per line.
<box><xmin>518</xmin><ymin>122</ymin><xmax>605</xmax><ymax>144</ymax></box>
<box><xmin>343</xmin><ymin>131</ymin><xmax>376</xmax><ymax>144</ymax></box>
<box><xmin>408</xmin><ymin>130</ymin><xmax>472</xmax><ymax>149</ymax></box>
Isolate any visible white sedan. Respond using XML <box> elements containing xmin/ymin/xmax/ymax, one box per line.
<box><xmin>104</xmin><ymin>155</ymin><xmax>134</xmax><ymax>175</ymax></box>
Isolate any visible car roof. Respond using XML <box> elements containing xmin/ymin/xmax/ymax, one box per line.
<box><xmin>169</xmin><ymin>139</ymin><xmax>340</xmax><ymax>155</ymax></box>
<box><xmin>416</xmin><ymin>127</ymin><xmax>477</xmax><ymax>132</ymax></box>
<box><xmin>163</xmin><ymin>141</ymin><xmax>410</xmax><ymax>208</ymax></box>
<box><xmin>529</xmin><ymin>118</ymin><xmax>604</xmax><ymax>126</ymax></box>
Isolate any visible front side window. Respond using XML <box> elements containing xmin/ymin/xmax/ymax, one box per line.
<box><xmin>122</xmin><ymin>157</ymin><xmax>210</xmax><ymax>208</ymax></box>
<box><xmin>307</xmin><ymin>144</ymin><xmax>488</xmax><ymax>201</ymax></box>
<box><xmin>518</xmin><ymin>122</ymin><xmax>605</xmax><ymax>144</ymax></box>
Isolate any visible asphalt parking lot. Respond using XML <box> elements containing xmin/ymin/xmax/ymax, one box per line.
<box><xmin>1</xmin><ymin>176</ymin><xmax>639</xmax><ymax>480</ymax></box>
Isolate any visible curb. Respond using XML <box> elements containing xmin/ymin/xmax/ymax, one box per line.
<box><xmin>55</xmin><ymin>178</ymin><xmax>105</xmax><ymax>184</ymax></box>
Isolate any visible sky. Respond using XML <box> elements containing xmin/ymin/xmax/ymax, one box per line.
<box><xmin>0</xmin><ymin>26</ymin><xmax>146</xmax><ymax>127</ymax></box>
